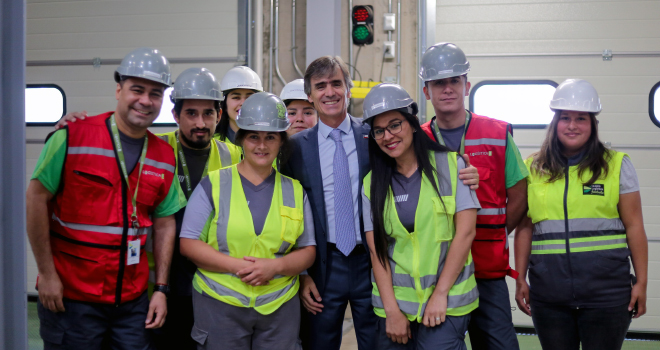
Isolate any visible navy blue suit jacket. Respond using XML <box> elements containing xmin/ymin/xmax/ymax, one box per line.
<box><xmin>282</xmin><ymin>116</ymin><xmax>371</xmax><ymax>295</ymax></box>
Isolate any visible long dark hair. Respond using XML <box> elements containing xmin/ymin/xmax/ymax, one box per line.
<box><xmin>530</xmin><ymin>111</ymin><xmax>610</xmax><ymax>185</ymax></box>
<box><xmin>214</xmin><ymin>91</ymin><xmax>232</xmax><ymax>141</ymax></box>
<box><xmin>368</xmin><ymin>110</ymin><xmax>451</xmax><ymax>268</ymax></box>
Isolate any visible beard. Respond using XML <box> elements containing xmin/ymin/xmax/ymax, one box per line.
<box><xmin>180</xmin><ymin>128</ymin><xmax>211</xmax><ymax>149</ymax></box>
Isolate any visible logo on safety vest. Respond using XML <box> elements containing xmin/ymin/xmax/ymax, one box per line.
<box><xmin>469</xmin><ymin>151</ymin><xmax>492</xmax><ymax>157</ymax></box>
<box><xmin>583</xmin><ymin>184</ymin><xmax>604</xmax><ymax>196</ymax></box>
<box><xmin>144</xmin><ymin>170</ymin><xmax>165</xmax><ymax>179</ymax></box>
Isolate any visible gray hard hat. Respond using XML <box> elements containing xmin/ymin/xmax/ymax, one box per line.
<box><xmin>114</xmin><ymin>47</ymin><xmax>172</xmax><ymax>86</ymax></box>
<box><xmin>170</xmin><ymin>68</ymin><xmax>222</xmax><ymax>103</ymax></box>
<box><xmin>419</xmin><ymin>42</ymin><xmax>470</xmax><ymax>82</ymax></box>
<box><xmin>362</xmin><ymin>83</ymin><xmax>418</xmax><ymax>123</ymax></box>
<box><xmin>236</xmin><ymin>92</ymin><xmax>290</xmax><ymax>132</ymax></box>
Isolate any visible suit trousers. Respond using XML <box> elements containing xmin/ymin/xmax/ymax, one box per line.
<box><xmin>305</xmin><ymin>247</ymin><xmax>377</xmax><ymax>350</ymax></box>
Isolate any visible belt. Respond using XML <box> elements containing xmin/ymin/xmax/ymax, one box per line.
<box><xmin>328</xmin><ymin>243</ymin><xmax>367</xmax><ymax>256</ymax></box>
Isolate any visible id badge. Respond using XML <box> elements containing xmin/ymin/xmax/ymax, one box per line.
<box><xmin>127</xmin><ymin>239</ymin><xmax>140</xmax><ymax>265</ymax></box>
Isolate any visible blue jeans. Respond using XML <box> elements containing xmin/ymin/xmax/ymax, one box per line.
<box><xmin>531</xmin><ymin>302</ymin><xmax>632</xmax><ymax>350</ymax></box>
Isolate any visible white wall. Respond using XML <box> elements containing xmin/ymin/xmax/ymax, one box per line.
<box><xmin>437</xmin><ymin>0</ymin><xmax>660</xmax><ymax>332</ymax></box>
<box><xmin>25</xmin><ymin>0</ymin><xmax>245</xmax><ymax>295</ymax></box>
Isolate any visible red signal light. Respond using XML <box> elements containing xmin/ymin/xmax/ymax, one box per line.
<box><xmin>353</xmin><ymin>8</ymin><xmax>369</xmax><ymax>22</ymax></box>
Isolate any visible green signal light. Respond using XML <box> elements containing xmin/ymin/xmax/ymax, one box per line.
<box><xmin>353</xmin><ymin>25</ymin><xmax>369</xmax><ymax>40</ymax></box>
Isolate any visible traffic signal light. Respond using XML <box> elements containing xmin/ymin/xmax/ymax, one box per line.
<box><xmin>352</xmin><ymin>5</ymin><xmax>374</xmax><ymax>46</ymax></box>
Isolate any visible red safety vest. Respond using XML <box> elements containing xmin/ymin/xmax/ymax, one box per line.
<box><xmin>46</xmin><ymin>112</ymin><xmax>176</xmax><ymax>305</ymax></box>
<box><xmin>421</xmin><ymin>113</ymin><xmax>518</xmax><ymax>279</ymax></box>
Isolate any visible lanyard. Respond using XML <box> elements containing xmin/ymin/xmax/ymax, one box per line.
<box><xmin>432</xmin><ymin>111</ymin><xmax>471</xmax><ymax>155</ymax></box>
<box><xmin>175</xmin><ymin>132</ymin><xmax>210</xmax><ymax>199</ymax></box>
<box><xmin>110</xmin><ymin>115</ymin><xmax>148</xmax><ymax>229</ymax></box>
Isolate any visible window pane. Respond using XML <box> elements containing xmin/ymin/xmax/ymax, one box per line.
<box><xmin>652</xmin><ymin>84</ymin><xmax>660</xmax><ymax>127</ymax></box>
<box><xmin>471</xmin><ymin>82</ymin><xmax>557</xmax><ymax>127</ymax></box>
<box><xmin>25</xmin><ymin>85</ymin><xmax>65</xmax><ymax>124</ymax></box>
<box><xmin>152</xmin><ymin>87</ymin><xmax>176</xmax><ymax>124</ymax></box>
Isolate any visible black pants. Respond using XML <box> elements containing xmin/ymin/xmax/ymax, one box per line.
<box><xmin>38</xmin><ymin>293</ymin><xmax>151</xmax><ymax>350</ymax></box>
<box><xmin>531</xmin><ymin>303</ymin><xmax>632</xmax><ymax>350</ymax></box>
<box><xmin>152</xmin><ymin>295</ymin><xmax>196</xmax><ymax>350</ymax></box>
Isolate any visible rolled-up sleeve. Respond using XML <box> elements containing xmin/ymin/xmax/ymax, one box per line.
<box><xmin>180</xmin><ymin>177</ymin><xmax>214</xmax><ymax>240</ymax></box>
<box><xmin>295</xmin><ymin>191</ymin><xmax>316</xmax><ymax>247</ymax></box>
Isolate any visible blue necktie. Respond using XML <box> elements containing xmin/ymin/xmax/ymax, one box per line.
<box><xmin>329</xmin><ymin>129</ymin><xmax>357</xmax><ymax>256</ymax></box>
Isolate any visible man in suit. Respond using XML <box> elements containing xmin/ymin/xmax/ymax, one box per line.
<box><xmin>282</xmin><ymin>56</ymin><xmax>375</xmax><ymax>350</ymax></box>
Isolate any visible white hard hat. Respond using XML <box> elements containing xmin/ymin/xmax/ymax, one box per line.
<box><xmin>114</xmin><ymin>47</ymin><xmax>172</xmax><ymax>86</ymax></box>
<box><xmin>170</xmin><ymin>68</ymin><xmax>221</xmax><ymax>102</ymax></box>
<box><xmin>280</xmin><ymin>79</ymin><xmax>307</xmax><ymax>102</ymax></box>
<box><xmin>220</xmin><ymin>66</ymin><xmax>263</xmax><ymax>92</ymax></box>
<box><xmin>550</xmin><ymin>79</ymin><xmax>602</xmax><ymax>115</ymax></box>
<box><xmin>419</xmin><ymin>42</ymin><xmax>470</xmax><ymax>82</ymax></box>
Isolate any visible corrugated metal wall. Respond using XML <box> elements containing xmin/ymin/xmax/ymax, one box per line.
<box><xmin>25</xmin><ymin>0</ymin><xmax>245</xmax><ymax>296</ymax></box>
<box><xmin>436</xmin><ymin>0</ymin><xmax>660</xmax><ymax>332</ymax></box>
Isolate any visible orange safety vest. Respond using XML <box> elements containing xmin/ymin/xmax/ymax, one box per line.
<box><xmin>47</xmin><ymin>112</ymin><xmax>176</xmax><ymax>305</ymax></box>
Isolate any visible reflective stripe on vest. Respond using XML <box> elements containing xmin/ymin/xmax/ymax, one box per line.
<box><xmin>464</xmin><ymin>138</ymin><xmax>506</xmax><ymax>147</ymax></box>
<box><xmin>193</xmin><ymin>165</ymin><xmax>304</xmax><ymax>315</ymax></box>
<box><xmin>53</xmin><ymin>214</ymin><xmax>151</xmax><ymax>237</ymax></box>
<box><xmin>68</xmin><ymin>146</ymin><xmax>175</xmax><ymax>173</ymax></box>
<box><xmin>533</xmin><ymin>218</ymin><xmax>625</xmax><ymax>235</ymax></box>
<box><xmin>364</xmin><ymin>151</ymin><xmax>479</xmax><ymax>322</ymax></box>
<box><xmin>531</xmin><ymin>234</ymin><xmax>627</xmax><ymax>254</ymax></box>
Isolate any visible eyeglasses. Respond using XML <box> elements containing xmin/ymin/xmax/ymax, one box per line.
<box><xmin>371</xmin><ymin>121</ymin><xmax>403</xmax><ymax>140</ymax></box>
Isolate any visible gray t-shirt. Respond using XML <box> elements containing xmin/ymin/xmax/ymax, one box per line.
<box><xmin>619</xmin><ymin>156</ymin><xmax>639</xmax><ymax>194</ymax></box>
<box><xmin>240</xmin><ymin>172</ymin><xmax>276</xmax><ymax>236</ymax></box>
<box><xmin>116</xmin><ymin>126</ymin><xmax>144</xmax><ymax>175</ymax></box>
<box><xmin>362</xmin><ymin>156</ymin><xmax>481</xmax><ymax>232</ymax></box>
<box><xmin>438</xmin><ymin>124</ymin><xmax>465</xmax><ymax>152</ymax></box>
<box><xmin>180</xmin><ymin>176</ymin><xmax>316</xmax><ymax>248</ymax></box>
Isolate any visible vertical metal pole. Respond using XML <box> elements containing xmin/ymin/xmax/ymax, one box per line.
<box><xmin>252</xmin><ymin>0</ymin><xmax>263</xmax><ymax>80</ymax></box>
<box><xmin>387</xmin><ymin>0</ymin><xmax>392</xmax><ymax>41</ymax></box>
<box><xmin>0</xmin><ymin>0</ymin><xmax>28</xmax><ymax>348</ymax></box>
<box><xmin>247</xmin><ymin>0</ymin><xmax>253</xmax><ymax>67</ymax></box>
<box><xmin>417</xmin><ymin>0</ymin><xmax>426</xmax><ymax>122</ymax></box>
<box><xmin>291</xmin><ymin>0</ymin><xmax>304</xmax><ymax>78</ymax></box>
<box><xmin>274</xmin><ymin>0</ymin><xmax>286</xmax><ymax>86</ymax></box>
<box><xmin>269</xmin><ymin>0</ymin><xmax>274</xmax><ymax>91</ymax></box>
<box><xmin>396</xmin><ymin>0</ymin><xmax>401</xmax><ymax>84</ymax></box>
<box><xmin>348</xmin><ymin>0</ymin><xmax>354</xmax><ymax>79</ymax></box>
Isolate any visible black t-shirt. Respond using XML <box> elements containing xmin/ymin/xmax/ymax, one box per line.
<box><xmin>171</xmin><ymin>143</ymin><xmax>211</xmax><ymax>296</ymax></box>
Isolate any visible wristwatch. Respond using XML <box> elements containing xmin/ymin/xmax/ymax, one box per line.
<box><xmin>153</xmin><ymin>284</ymin><xmax>170</xmax><ymax>296</ymax></box>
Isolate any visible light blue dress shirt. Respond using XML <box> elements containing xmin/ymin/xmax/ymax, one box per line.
<box><xmin>317</xmin><ymin>114</ymin><xmax>362</xmax><ymax>244</ymax></box>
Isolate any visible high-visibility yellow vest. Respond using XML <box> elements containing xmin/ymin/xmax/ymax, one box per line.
<box><xmin>525</xmin><ymin>150</ymin><xmax>632</xmax><ymax>307</ymax></box>
<box><xmin>192</xmin><ymin>165</ymin><xmax>305</xmax><ymax>315</ymax></box>
<box><xmin>364</xmin><ymin>151</ymin><xmax>479</xmax><ymax>322</ymax></box>
<box><xmin>145</xmin><ymin>131</ymin><xmax>242</xmax><ymax>289</ymax></box>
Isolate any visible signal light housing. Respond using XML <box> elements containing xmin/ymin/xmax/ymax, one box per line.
<box><xmin>351</xmin><ymin>5</ymin><xmax>374</xmax><ymax>46</ymax></box>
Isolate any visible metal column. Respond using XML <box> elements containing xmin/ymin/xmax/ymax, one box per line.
<box><xmin>305</xmin><ymin>0</ymin><xmax>342</xmax><ymax>66</ymax></box>
<box><xmin>417</xmin><ymin>0</ymin><xmax>435</xmax><ymax>122</ymax></box>
<box><xmin>0</xmin><ymin>0</ymin><xmax>28</xmax><ymax>348</ymax></box>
